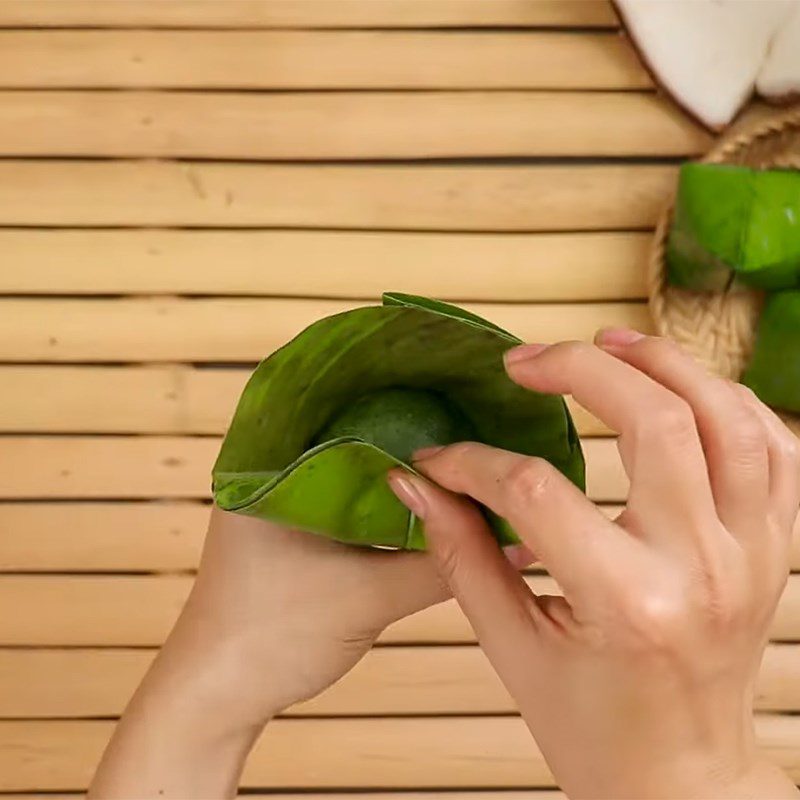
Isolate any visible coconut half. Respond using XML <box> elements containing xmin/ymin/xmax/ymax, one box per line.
<box><xmin>615</xmin><ymin>0</ymin><xmax>798</xmax><ymax>130</ymax></box>
<box><xmin>757</xmin><ymin>3</ymin><xmax>800</xmax><ymax>102</ymax></box>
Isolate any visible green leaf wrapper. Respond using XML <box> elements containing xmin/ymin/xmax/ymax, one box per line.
<box><xmin>742</xmin><ymin>291</ymin><xmax>800</xmax><ymax>413</ymax></box>
<box><xmin>667</xmin><ymin>163</ymin><xmax>800</xmax><ymax>291</ymax></box>
<box><xmin>213</xmin><ymin>292</ymin><xmax>585</xmax><ymax>550</ymax></box>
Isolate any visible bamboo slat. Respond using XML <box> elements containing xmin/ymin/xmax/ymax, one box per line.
<box><xmin>0</xmin><ymin>161</ymin><xmax>676</xmax><ymax>229</ymax></box>
<box><xmin>0</xmin><ymin>366</ymin><xmax>606</xmax><ymax>436</ymax></box>
<box><xmin>0</xmin><ymin>298</ymin><xmax>653</xmax><ymax>362</ymax></box>
<box><xmin>5</xmin><ymin>365</ymin><xmax>800</xmax><ymax>442</ymax></box>
<box><xmin>0</xmin><ymin>91</ymin><xmax>708</xmax><ymax>159</ymax></box>
<box><xmin>0</xmin><ymin>796</ymin><xmax>565</xmax><ymax>800</ymax></box>
<box><xmin>3</xmin><ymin>502</ymin><xmax>800</xmax><ymax>574</ymax></box>
<box><xmin>0</xmin><ymin>437</ymin><xmax>627</xmax><ymax>501</ymax></box>
<box><xmin>0</xmin><ymin>31</ymin><xmax>646</xmax><ymax>90</ymax></box>
<box><xmin>0</xmin><ymin>436</ymin><xmax>223</xmax><ymax>501</ymax></box>
<box><xmin>0</xmin><ymin>229</ymin><xmax>651</xmax><ymax>300</ymax></box>
<box><xmin>0</xmin><ymin>1</ymin><xmax>618</xmax><ymax>29</ymax></box>
<box><xmin>0</xmin><ymin>715</ymin><xmax>797</xmax><ymax>792</ymax></box>
<box><xmin>0</xmin><ymin>501</ymin><xmax>210</xmax><ymax>573</ymax></box>
<box><xmin>0</xmin><ymin>366</ymin><xmax>245</xmax><ymax>436</ymax></box>
<box><xmin>0</xmin><ymin>7</ymin><xmax>795</xmax><ymax>799</ymax></box>
<box><xmin>0</xmin><ymin>574</ymin><xmax>798</xmax><ymax>647</ymax></box>
<box><xmin>3</xmin><ymin>364</ymin><xmax>799</xmax><ymax>442</ymax></box>
<box><xmin>1</xmin><ymin>644</ymin><xmax>798</xmax><ymax>718</ymax></box>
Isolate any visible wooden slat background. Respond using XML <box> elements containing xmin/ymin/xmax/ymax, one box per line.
<box><xmin>0</xmin><ymin>1</ymin><xmax>796</xmax><ymax>795</ymax></box>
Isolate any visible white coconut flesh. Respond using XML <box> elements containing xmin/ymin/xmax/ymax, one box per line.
<box><xmin>757</xmin><ymin>3</ymin><xmax>800</xmax><ymax>100</ymax></box>
<box><xmin>615</xmin><ymin>0</ymin><xmax>798</xmax><ymax>130</ymax></box>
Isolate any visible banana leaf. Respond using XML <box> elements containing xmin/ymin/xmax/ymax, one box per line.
<box><xmin>742</xmin><ymin>291</ymin><xmax>800</xmax><ymax>413</ymax></box>
<box><xmin>213</xmin><ymin>292</ymin><xmax>585</xmax><ymax>550</ymax></box>
<box><xmin>667</xmin><ymin>163</ymin><xmax>800</xmax><ymax>291</ymax></box>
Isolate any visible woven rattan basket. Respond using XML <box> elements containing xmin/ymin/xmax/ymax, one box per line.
<box><xmin>648</xmin><ymin>105</ymin><xmax>800</xmax><ymax>381</ymax></box>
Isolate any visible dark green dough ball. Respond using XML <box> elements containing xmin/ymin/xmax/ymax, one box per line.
<box><xmin>313</xmin><ymin>388</ymin><xmax>476</xmax><ymax>464</ymax></box>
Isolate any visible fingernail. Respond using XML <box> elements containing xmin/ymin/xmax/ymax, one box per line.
<box><xmin>595</xmin><ymin>327</ymin><xmax>645</xmax><ymax>348</ymax></box>
<box><xmin>504</xmin><ymin>343</ymin><xmax>549</xmax><ymax>366</ymax></box>
<box><xmin>413</xmin><ymin>445</ymin><xmax>445</xmax><ymax>462</ymax></box>
<box><xmin>503</xmin><ymin>543</ymin><xmax>535</xmax><ymax>570</ymax></box>
<box><xmin>388</xmin><ymin>471</ymin><xmax>428</xmax><ymax>518</ymax></box>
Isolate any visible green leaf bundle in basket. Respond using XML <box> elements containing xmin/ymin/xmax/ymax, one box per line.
<box><xmin>649</xmin><ymin>106</ymin><xmax>800</xmax><ymax>418</ymax></box>
<box><xmin>213</xmin><ymin>293</ymin><xmax>585</xmax><ymax>549</ymax></box>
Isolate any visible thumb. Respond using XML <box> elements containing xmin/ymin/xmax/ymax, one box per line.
<box><xmin>387</xmin><ymin>469</ymin><xmax>539</xmax><ymax>654</ymax></box>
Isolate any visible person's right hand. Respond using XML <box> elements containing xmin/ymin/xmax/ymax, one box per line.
<box><xmin>388</xmin><ymin>330</ymin><xmax>800</xmax><ymax>800</ymax></box>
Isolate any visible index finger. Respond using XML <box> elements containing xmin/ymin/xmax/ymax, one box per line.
<box><xmin>503</xmin><ymin>340</ymin><xmax>719</xmax><ymax>546</ymax></box>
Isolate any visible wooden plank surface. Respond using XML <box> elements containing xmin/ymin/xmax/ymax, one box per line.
<box><xmin>0</xmin><ymin>795</ymin><xmax>565</xmax><ymax>800</ymax></box>
<box><xmin>3</xmin><ymin>365</ymin><xmax>799</xmax><ymax>441</ymax></box>
<box><xmin>0</xmin><ymin>298</ymin><xmax>653</xmax><ymax>362</ymax></box>
<box><xmin>0</xmin><ymin>161</ymin><xmax>676</xmax><ymax>229</ymax></box>
<box><xmin>2</xmin><ymin>644</ymin><xmax>798</xmax><ymax>718</ymax></box>
<box><xmin>0</xmin><ymin>366</ymin><xmax>246</xmax><ymax>436</ymax></box>
<box><xmin>1</xmin><ymin>574</ymin><xmax>799</xmax><ymax>647</ymax></box>
<box><xmin>0</xmin><ymin>437</ymin><xmax>628</xmax><ymax>501</ymax></box>
<box><xmin>0</xmin><ymin>366</ymin><xmax>606</xmax><ymax>436</ymax></box>
<box><xmin>0</xmin><ymin>366</ymin><xmax>188</xmax><ymax>432</ymax></box>
<box><xmin>0</xmin><ymin>91</ymin><xmax>708</xmax><ymax>159</ymax></box>
<box><xmin>0</xmin><ymin>715</ymin><xmax>797</xmax><ymax>792</ymax></box>
<box><xmin>0</xmin><ymin>7</ymin><xmax>796</xmax><ymax>799</ymax></box>
<box><xmin>0</xmin><ymin>367</ymin><xmax>604</xmax><ymax>440</ymax></box>
<box><xmin>3</xmin><ymin>502</ymin><xmax>799</xmax><ymax>574</ymax></box>
<box><xmin>0</xmin><ymin>501</ymin><xmax>210</xmax><ymax>573</ymax></box>
<box><xmin>0</xmin><ymin>229</ymin><xmax>651</xmax><ymax>300</ymax></box>
<box><xmin>0</xmin><ymin>1</ymin><xmax>619</xmax><ymax>29</ymax></box>
<box><xmin>0</xmin><ymin>31</ymin><xmax>647</xmax><ymax>90</ymax></box>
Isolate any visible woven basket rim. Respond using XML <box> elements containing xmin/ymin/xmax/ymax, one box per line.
<box><xmin>647</xmin><ymin>104</ymin><xmax>800</xmax><ymax>387</ymax></box>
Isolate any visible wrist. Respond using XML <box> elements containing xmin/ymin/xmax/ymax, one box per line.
<box><xmin>607</xmin><ymin>751</ymin><xmax>799</xmax><ymax>800</ymax></box>
<box><xmin>710</xmin><ymin>757</ymin><xmax>800</xmax><ymax>800</ymax></box>
<box><xmin>89</xmin><ymin>631</ymin><xmax>263</xmax><ymax>799</ymax></box>
<box><xmin>153</xmin><ymin>599</ymin><xmax>292</xmax><ymax>732</ymax></box>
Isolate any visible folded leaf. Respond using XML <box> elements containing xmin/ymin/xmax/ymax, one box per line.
<box><xmin>213</xmin><ymin>293</ymin><xmax>585</xmax><ymax>550</ymax></box>
<box><xmin>742</xmin><ymin>291</ymin><xmax>800</xmax><ymax>413</ymax></box>
<box><xmin>667</xmin><ymin>163</ymin><xmax>800</xmax><ymax>291</ymax></box>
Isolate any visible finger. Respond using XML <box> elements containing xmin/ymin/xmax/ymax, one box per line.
<box><xmin>597</xmin><ymin>329</ymin><xmax>769</xmax><ymax>538</ymax></box>
<box><xmin>504</xmin><ymin>543</ymin><xmax>537</xmax><ymax>571</ymax></box>
<box><xmin>387</xmin><ymin>469</ymin><xmax>544</xmax><ymax>664</ymax></box>
<box><xmin>733</xmin><ymin>384</ymin><xmax>800</xmax><ymax>533</ymax></box>
<box><xmin>503</xmin><ymin>340</ymin><xmax>717</xmax><ymax>548</ymax></box>
<box><xmin>409</xmin><ymin>442</ymin><xmax>630</xmax><ymax>607</ymax></box>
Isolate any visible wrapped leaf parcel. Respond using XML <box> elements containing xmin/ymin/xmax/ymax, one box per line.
<box><xmin>666</xmin><ymin>164</ymin><xmax>800</xmax><ymax>291</ymax></box>
<box><xmin>742</xmin><ymin>291</ymin><xmax>800</xmax><ymax>413</ymax></box>
<box><xmin>213</xmin><ymin>293</ymin><xmax>585</xmax><ymax>550</ymax></box>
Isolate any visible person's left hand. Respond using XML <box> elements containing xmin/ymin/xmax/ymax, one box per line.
<box><xmin>172</xmin><ymin>507</ymin><xmax>453</xmax><ymax>725</ymax></box>
<box><xmin>90</xmin><ymin>508</ymin><xmax>495</xmax><ymax>798</ymax></box>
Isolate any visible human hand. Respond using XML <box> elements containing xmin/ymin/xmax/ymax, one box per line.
<box><xmin>168</xmin><ymin>508</ymin><xmax>456</xmax><ymax>723</ymax></box>
<box><xmin>89</xmin><ymin>508</ymin><xmax>456</xmax><ymax>798</ymax></box>
<box><xmin>388</xmin><ymin>330</ymin><xmax>800</xmax><ymax>800</ymax></box>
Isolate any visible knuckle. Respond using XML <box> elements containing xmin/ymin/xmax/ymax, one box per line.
<box><xmin>730</xmin><ymin>414</ymin><xmax>766</xmax><ymax>454</ymax></box>
<box><xmin>431</xmin><ymin>537</ymin><xmax>462</xmax><ymax>585</ymax></box>
<box><xmin>429</xmin><ymin>441</ymin><xmax>482</xmax><ymax>479</ymax></box>
<box><xmin>621</xmin><ymin>591</ymin><xmax>686</xmax><ymax>653</ymax></box>
<box><xmin>691</xmin><ymin>549</ymin><xmax>749</xmax><ymax>632</ymax></box>
<box><xmin>550</xmin><ymin>340</ymin><xmax>595</xmax><ymax>371</ymax></box>
<box><xmin>637</xmin><ymin>335</ymin><xmax>684</xmax><ymax>361</ymax></box>
<box><xmin>701</xmin><ymin>581</ymin><xmax>747</xmax><ymax>633</ymax></box>
<box><xmin>501</xmin><ymin>457</ymin><xmax>554</xmax><ymax>506</ymax></box>
<box><xmin>638</xmin><ymin>398</ymin><xmax>695</xmax><ymax>444</ymax></box>
<box><xmin>732</xmin><ymin>381</ymin><xmax>758</xmax><ymax>403</ymax></box>
<box><xmin>442</xmin><ymin>441</ymin><xmax>478</xmax><ymax>462</ymax></box>
<box><xmin>722</xmin><ymin>382</ymin><xmax>766</xmax><ymax>447</ymax></box>
<box><xmin>780</xmin><ymin>433</ymin><xmax>800</xmax><ymax>465</ymax></box>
